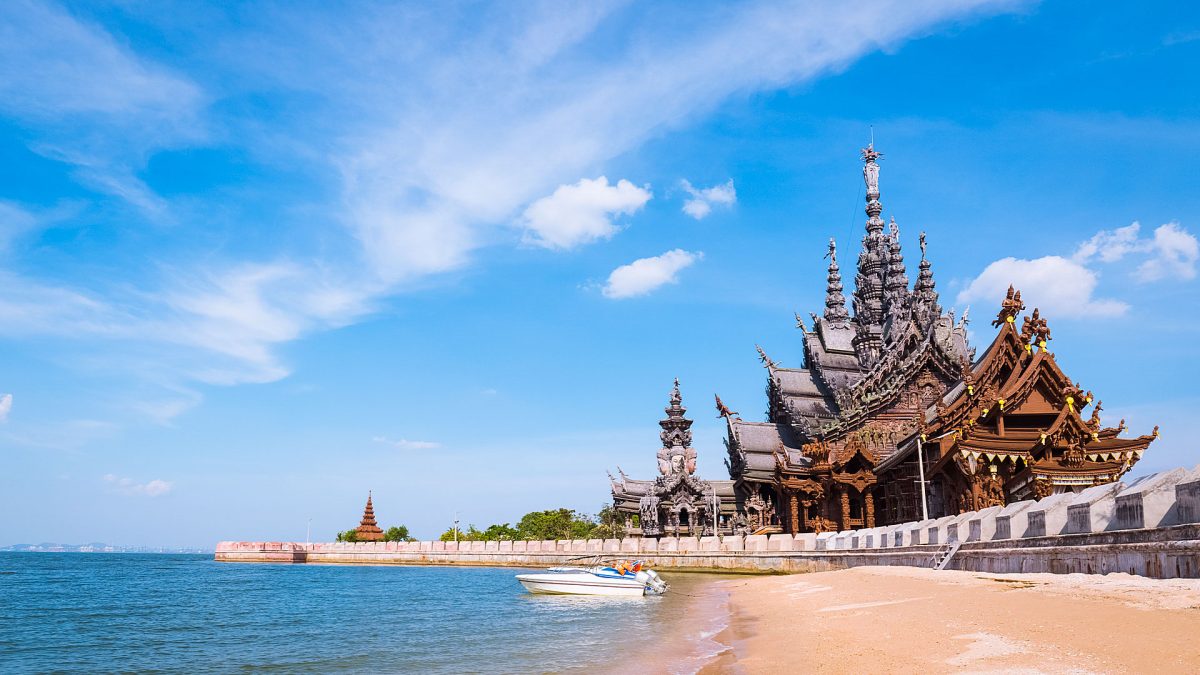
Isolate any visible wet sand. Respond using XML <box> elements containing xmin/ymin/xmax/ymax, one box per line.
<box><xmin>696</xmin><ymin>566</ymin><xmax>1200</xmax><ymax>674</ymax></box>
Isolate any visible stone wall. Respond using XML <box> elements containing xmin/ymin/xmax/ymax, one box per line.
<box><xmin>216</xmin><ymin>466</ymin><xmax>1200</xmax><ymax>579</ymax></box>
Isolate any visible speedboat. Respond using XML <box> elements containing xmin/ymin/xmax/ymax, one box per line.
<box><xmin>516</xmin><ymin>560</ymin><xmax>668</xmax><ymax>597</ymax></box>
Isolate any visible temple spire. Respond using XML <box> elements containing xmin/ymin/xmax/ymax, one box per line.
<box><xmin>823</xmin><ymin>238</ymin><xmax>850</xmax><ymax>323</ymax></box>
<box><xmin>883</xmin><ymin>217</ymin><xmax>909</xmax><ymax>314</ymax></box>
<box><xmin>355</xmin><ymin>491</ymin><xmax>384</xmax><ymax>541</ymax></box>
<box><xmin>851</xmin><ymin>142</ymin><xmax>890</xmax><ymax>364</ymax></box>
<box><xmin>913</xmin><ymin>231</ymin><xmax>940</xmax><ymax>320</ymax></box>
<box><xmin>658</xmin><ymin>378</ymin><xmax>696</xmax><ymax>475</ymax></box>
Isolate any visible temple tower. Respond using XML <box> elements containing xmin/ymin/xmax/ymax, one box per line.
<box><xmin>851</xmin><ymin>143</ymin><xmax>890</xmax><ymax>364</ymax></box>
<box><xmin>658</xmin><ymin>378</ymin><xmax>697</xmax><ymax>475</ymax></box>
<box><xmin>355</xmin><ymin>491</ymin><xmax>384</xmax><ymax>541</ymax></box>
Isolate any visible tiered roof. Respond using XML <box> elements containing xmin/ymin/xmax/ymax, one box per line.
<box><xmin>877</xmin><ymin>290</ymin><xmax>1157</xmax><ymax>494</ymax></box>
<box><xmin>355</xmin><ymin>492</ymin><xmax>384</xmax><ymax>541</ymax></box>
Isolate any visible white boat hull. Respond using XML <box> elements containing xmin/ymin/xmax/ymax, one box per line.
<box><xmin>515</xmin><ymin>572</ymin><xmax>646</xmax><ymax>597</ymax></box>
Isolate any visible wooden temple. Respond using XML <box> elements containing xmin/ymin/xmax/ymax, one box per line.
<box><xmin>355</xmin><ymin>491</ymin><xmax>384</xmax><ymax>541</ymax></box>
<box><xmin>709</xmin><ymin>144</ymin><xmax>1159</xmax><ymax>534</ymax></box>
<box><xmin>609</xmin><ymin>379</ymin><xmax>739</xmax><ymax>536</ymax></box>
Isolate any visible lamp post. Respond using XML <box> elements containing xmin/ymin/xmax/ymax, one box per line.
<box><xmin>306</xmin><ymin>519</ymin><xmax>311</xmax><ymax>549</ymax></box>
<box><xmin>916</xmin><ymin>430</ymin><xmax>957</xmax><ymax>521</ymax></box>
<box><xmin>453</xmin><ymin>512</ymin><xmax>460</xmax><ymax>544</ymax></box>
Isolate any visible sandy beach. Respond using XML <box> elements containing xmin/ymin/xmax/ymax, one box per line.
<box><xmin>696</xmin><ymin>567</ymin><xmax>1200</xmax><ymax>674</ymax></box>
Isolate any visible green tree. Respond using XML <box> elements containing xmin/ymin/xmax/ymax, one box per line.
<box><xmin>482</xmin><ymin>523</ymin><xmax>520</xmax><ymax>541</ymax></box>
<box><xmin>591</xmin><ymin>504</ymin><xmax>626</xmax><ymax>539</ymax></box>
<box><xmin>383</xmin><ymin>525</ymin><xmax>412</xmax><ymax>542</ymax></box>
<box><xmin>515</xmin><ymin>508</ymin><xmax>599</xmax><ymax>541</ymax></box>
<box><xmin>335</xmin><ymin>529</ymin><xmax>359</xmax><ymax>542</ymax></box>
<box><xmin>438</xmin><ymin>524</ymin><xmax>483</xmax><ymax>541</ymax></box>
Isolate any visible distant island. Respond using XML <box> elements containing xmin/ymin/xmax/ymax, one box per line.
<box><xmin>1</xmin><ymin>543</ymin><xmax>213</xmax><ymax>554</ymax></box>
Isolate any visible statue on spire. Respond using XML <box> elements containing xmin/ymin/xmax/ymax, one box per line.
<box><xmin>823</xmin><ymin>238</ymin><xmax>850</xmax><ymax>323</ymax></box>
<box><xmin>861</xmin><ymin>143</ymin><xmax>883</xmax><ymax>195</ymax></box>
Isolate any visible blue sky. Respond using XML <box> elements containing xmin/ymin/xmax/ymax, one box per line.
<box><xmin>2</xmin><ymin>1</ymin><xmax>1199</xmax><ymax>547</ymax></box>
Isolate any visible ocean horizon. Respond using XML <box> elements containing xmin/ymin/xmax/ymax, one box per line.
<box><xmin>0</xmin><ymin>553</ymin><xmax>726</xmax><ymax>674</ymax></box>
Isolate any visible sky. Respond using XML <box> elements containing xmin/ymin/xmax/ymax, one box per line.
<box><xmin>2</xmin><ymin>1</ymin><xmax>1199</xmax><ymax>547</ymax></box>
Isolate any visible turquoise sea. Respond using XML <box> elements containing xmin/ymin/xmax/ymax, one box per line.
<box><xmin>0</xmin><ymin>553</ymin><xmax>725</xmax><ymax>673</ymax></box>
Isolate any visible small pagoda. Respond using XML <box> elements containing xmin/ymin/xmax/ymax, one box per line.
<box><xmin>354</xmin><ymin>491</ymin><xmax>384</xmax><ymax>541</ymax></box>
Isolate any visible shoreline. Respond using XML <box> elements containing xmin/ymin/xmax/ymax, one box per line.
<box><xmin>690</xmin><ymin>567</ymin><xmax>1200</xmax><ymax>673</ymax></box>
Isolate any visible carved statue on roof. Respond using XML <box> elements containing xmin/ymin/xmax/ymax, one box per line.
<box><xmin>714</xmin><ymin>393</ymin><xmax>738</xmax><ymax>419</ymax></box>
<box><xmin>1088</xmin><ymin>401</ymin><xmax>1104</xmax><ymax>430</ymax></box>
<box><xmin>1020</xmin><ymin>309</ymin><xmax>1051</xmax><ymax>345</ymax></box>
<box><xmin>993</xmin><ymin>285</ymin><xmax>1026</xmax><ymax>327</ymax></box>
<box><xmin>756</xmin><ymin>344</ymin><xmax>775</xmax><ymax>368</ymax></box>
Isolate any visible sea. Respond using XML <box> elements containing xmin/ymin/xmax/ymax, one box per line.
<box><xmin>0</xmin><ymin>553</ymin><xmax>730</xmax><ymax>674</ymax></box>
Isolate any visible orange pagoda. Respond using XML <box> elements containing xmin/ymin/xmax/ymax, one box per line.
<box><xmin>354</xmin><ymin>491</ymin><xmax>384</xmax><ymax>541</ymax></box>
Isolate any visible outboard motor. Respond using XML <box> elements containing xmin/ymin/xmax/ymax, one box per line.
<box><xmin>636</xmin><ymin>569</ymin><xmax>669</xmax><ymax>595</ymax></box>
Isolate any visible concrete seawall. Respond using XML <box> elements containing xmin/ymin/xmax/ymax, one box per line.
<box><xmin>216</xmin><ymin>524</ymin><xmax>1200</xmax><ymax>579</ymax></box>
<box><xmin>217</xmin><ymin>466</ymin><xmax>1200</xmax><ymax>578</ymax></box>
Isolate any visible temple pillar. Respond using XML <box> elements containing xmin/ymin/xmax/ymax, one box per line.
<box><xmin>788</xmin><ymin>492</ymin><xmax>800</xmax><ymax>533</ymax></box>
<box><xmin>865</xmin><ymin>489</ymin><xmax>876</xmax><ymax>527</ymax></box>
<box><xmin>840</xmin><ymin>487</ymin><xmax>851</xmax><ymax>530</ymax></box>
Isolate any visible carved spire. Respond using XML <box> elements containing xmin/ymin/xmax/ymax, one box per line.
<box><xmin>912</xmin><ymin>231</ymin><xmax>940</xmax><ymax>321</ymax></box>
<box><xmin>883</xmin><ymin>217</ymin><xmax>910</xmax><ymax>320</ymax></box>
<box><xmin>823</xmin><ymin>238</ymin><xmax>850</xmax><ymax>323</ymax></box>
<box><xmin>355</xmin><ymin>491</ymin><xmax>384</xmax><ymax>541</ymax></box>
<box><xmin>658</xmin><ymin>378</ymin><xmax>695</xmax><ymax>475</ymax></box>
<box><xmin>852</xmin><ymin>143</ymin><xmax>890</xmax><ymax>363</ymax></box>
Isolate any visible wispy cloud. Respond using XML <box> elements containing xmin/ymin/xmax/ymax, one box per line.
<box><xmin>103</xmin><ymin>474</ymin><xmax>173</xmax><ymax>497</ymax></box>
<box><xmin>0</xmin><ymin>1</ymin><xmax>1022</xmax><ymax>404</ymax></box>
<box><xmin>603</xmin><ymin>249</ymin><xmax>702</xmax><ymax>299</ymax></box>
<box><xmin>0</xmin><ymin>1</ymin><xmax>204</xmax><ymax>213</ymax></box>
<box><xmin>372</xmin><ymin>435</ymin><xmax>441</xmax><ymax>450</ymax></box>
<box><xmin>0</xmin><ymin>393</ymin><xmax>11</xmax><ymax>423</ymax></box>
<box><xmin>680</xmin><ymin>179</ymin><xmax>736</xmax><ymax>219</ymax></box>
<box><xmin>1074</xmin><ymin>221</ymin><xmax>1198</xmax><ymax>282</ymax></box>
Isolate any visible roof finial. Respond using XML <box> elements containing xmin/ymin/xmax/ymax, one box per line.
<box><xmin>823</xmin><ymin>238</ymin><xmax>850</xmax><ymax>323</ymax></box>
<box><xmin>755</xmin><ymin>344</ymin><xmax>775</xmax><ymax>368</ymax></box>
<box><xmin>714</xmin><ymin>393</ymin><xmax>738</xmax><ymax>419</ymax></box>
<box><xmin>912</xmin><ymin>231</ymin><xmax>939</xmax><ymax>318</ymax></box>
<box><xmin>883</xmin><ymin>218</ymin><xmax>909</xmax><ymax>319</ymax></box>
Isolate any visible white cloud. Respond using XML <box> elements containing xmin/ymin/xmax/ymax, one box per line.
<box><xmin>520</xmin><ymin>177</ymin><xmax>651</xmax><ymax>250</ymax></box>
<box><xmin>602</xmin><ymin>249</ymin><xmax>703</xmax><ymax>299</ymax></box>
<box><xmin>1138</xmin><ymin>222</ymin><xmax>1199</xmax><ymax>282</ymax></box>
<box><xmin>962</xmin><ymin>220</ymin><xmax>1198</xmax><ymax>319</ymax></box>
<box><xmin>0</xmin><ymin>394</ymin><xmax>11</xmax><ymax>422</ymax></box>
<box><xmin>372</xmin><ymin>435</ymin><xmax>441</xmax><ymax>450</ymax></box>
<box><xmin>1073</xmin><ymin>221</ymin><xmax>1198</xmax><ymax>282</ymax></box>
<box><xmin>956</xmin><ymin>255</ymin><xmax>1128</xmax><ymax>318</ymax></box>
<box><xmin>103</xmin><ymin>474</ymin><xmax>173</xmax><ymax>497</ymax></box>
<box><xmin>681</xmin><ymin>179</ymin><xmax>737</xmax><ymax>219</ymax></box>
